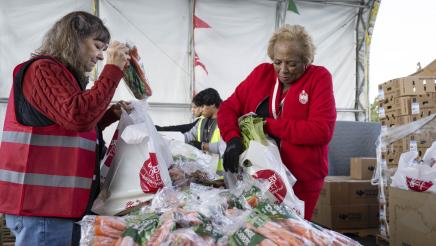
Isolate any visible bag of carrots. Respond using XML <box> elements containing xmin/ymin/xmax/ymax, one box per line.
<box><xmin>123</xmin><ymin>43</ymin><xmax>152</xmax><ymax>99</ymax></box>
<box><xmin>80</xmin><ymin>215</ymin><xmax>128</xmax><ymax>246</ymax></box>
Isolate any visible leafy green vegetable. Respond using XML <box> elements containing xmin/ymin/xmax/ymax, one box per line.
<box><xmin>239</xmin><ymin>116</ymin><xmax>267</xmax><ymax>150</ymax></box>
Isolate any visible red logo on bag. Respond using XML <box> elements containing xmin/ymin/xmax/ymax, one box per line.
<box><xmin>253</xmin><ymin>169</ymin><xmax>287</xmax><ymax>203</ymax></box>
<box><xmin>104</xmin><ymin>130</ymin><xmax>119</xmax><ymax>167</ymax></box>
<box><xmin>139</xmin><ymin>153</ymin><xmax>163</xmax><ymax>193</ymax></box>
<box><xmin>406</xmin><ymin>176</ymin><xmax>433</xmax><ymax>192</ymax></box>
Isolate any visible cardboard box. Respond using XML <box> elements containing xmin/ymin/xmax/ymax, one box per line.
<box><xmin>350</xmin><ymin>157</ymin><xmax>377</xmax><ymax>180</ymax></box>
<box><xmin>383</xmin><ymin>94</ymin><xmax>435</xmax><ymax>116</ymax></box>
<box><xmin>382</xmin><ymin>76</ymin><xmax>436</xmax><ymax>97</ymax></box>
<box><xmin>389</xmin><ymin>187</ymin><xmax>436</xmax><ymax>246</ymax></box>
<box><xmin>394</xmin><ymin>114</ymin><xmax>422</xmax><ymax>126</ymax></box>
<box><xmin>318</xmin><ymin>176</ymin><xmax>378</xmax><ymax>205</ymax></box>
<box><xmin>381</xmin><ymin>146</ymin><xmax>403</xmax><ymax>167</ymax></box>
<box><xmin>312</xmin><ymin>204</ymin><xmax>378</xmax><ymax>229</ymax></box>
<box><xmin>401</xmin><ymin>131</ymin><xmax>435</xmax><ymax>151</ymax></box>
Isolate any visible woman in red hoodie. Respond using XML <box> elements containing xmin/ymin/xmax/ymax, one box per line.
<box><xmin>217</xmin><ymin>24</ymin><xmax>336</xmax><ymax>220</ymax></box>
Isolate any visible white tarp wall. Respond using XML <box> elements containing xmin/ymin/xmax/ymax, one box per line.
<box><xmin>98</xmin><ymin>0</ymin><xmax>192</xmax><ymax>140</ymax></box>
<box><xmin>285</xmin><ymin>1</ymin><xmax>359</xmax><ymax>121</ymax></box>
<box><xmin>194</xmin><ymin>0</ymin><xmax>277</xmax><ymax>97</ymax></box>
<box><xmin>0</xmin><ymin>0</ymin><xmax>376</xmax><ymax>141</ymax></box>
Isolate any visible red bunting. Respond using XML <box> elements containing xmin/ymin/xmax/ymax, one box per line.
<box><xmin>194</xmin><ymin>52</ymin><xmax>208</xmax><ymax>74</ymax></box>
<box><xmin>194</xmin><ymin>15</ymin><xmax>211</xmax><ymax>28</ymax></box>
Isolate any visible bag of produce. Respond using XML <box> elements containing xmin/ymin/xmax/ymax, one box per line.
<box><xmin>123</xmin><ymin>43</ymin><xmax>152</xmax><ymax>99</ymax></box>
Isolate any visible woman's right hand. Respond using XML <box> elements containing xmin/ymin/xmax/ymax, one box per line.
<box><xmin>106</xmin><ymin>41</ymin><xmax>130</xmax><ymax>70</ymax></box>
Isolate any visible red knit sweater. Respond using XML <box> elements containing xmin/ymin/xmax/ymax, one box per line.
<box><xmin>22</xmin><ymin>58</ymin><xmax>123</xmax><ymax>131</ymax></box>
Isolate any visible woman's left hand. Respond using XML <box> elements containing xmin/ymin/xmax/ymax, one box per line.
<box><xmin>111</xmin><ymin>100</ymin><xmax>133</xmax><ymax>119</ymax></box>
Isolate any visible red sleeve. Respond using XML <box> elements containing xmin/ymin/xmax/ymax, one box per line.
<box><xmin>265</xmin><ymin>69</ymin><xmax>336</xmax><ymax>145</ymax></box>
<box><xmin>217</xmin><ymin>66</ymin><xmax>260</xmax><ymax>142</ymax></box>
<box><xmin>97</xmin><ymin>107</ymin><xmax>119</xmax><ymax>131</ymax></box>
<box><xmin>23</xmin><ymin>59</ymin><xmax>123</xmax><ymax>132</ymax></box>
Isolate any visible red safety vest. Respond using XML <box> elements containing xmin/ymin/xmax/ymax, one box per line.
<box><xmin>0</xmin><ymin>58</ymin><xmax>97</xmax><ymax>218</ymax></box>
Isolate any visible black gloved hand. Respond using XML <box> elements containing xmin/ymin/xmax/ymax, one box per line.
<box><xmin>223</xmin><ymin>137</ymin><xmax>244</xmax><ymax>173</ymax></box>
<box><xmin>189</xmin><ymin>141</ymin><xmax>202</xmax><ymax>150</ymax></box>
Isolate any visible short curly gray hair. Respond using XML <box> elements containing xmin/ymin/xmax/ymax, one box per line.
<box><xmin>267</xmin><ymin>24</ymin><xmax>315</xmax><ymax>65</ymax></box>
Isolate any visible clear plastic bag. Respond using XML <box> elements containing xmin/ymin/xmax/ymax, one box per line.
<box><xmin>372</xmin><ymin>113</ymin><xmax>436</xmax><ymax>237</ymax></box>
<box><xmin>79</xmin><ymin>215</ymin><xmax>127</xmax><ymax>245</ymax></box>
<box><xmin>167</xmin><ymin>139</ymin><xmax>223</xmax><ymax>188</ymax></box>
<box><xmin>123</xmin><ymin>43</ymin><xmax>152</xmax><ymax>99</ymax></box>
<box><xmin>161</xmin><ymin>228</ymin><xmax>215</xmax><ymax>246</ymax></box>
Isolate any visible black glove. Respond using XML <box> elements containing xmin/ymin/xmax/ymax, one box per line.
<box><xmin>189</xmin><ymin>141</ymin><xmax>202</xmax><ymax>150</ymax></box>
<box><xmin>223</xmin><ymin>137</ymin><xmax>244</xmax><ymax>173</ymax></box>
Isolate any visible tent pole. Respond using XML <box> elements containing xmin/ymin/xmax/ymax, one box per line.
<box><xmin>296</xmin><ymin>0</ymin><xmax>370</xmax><ymax>9</ymax></box>
<box><xmin>188</xmin><ymin>0</ymin><xmax>195</xmax><ymax>104</ymax></box>
<box><xmin>275</xmin><ymin>0</ymin><xmax>288</xmax><ymax>30</ymax></box>
<box><xmin>93</xmin><ymin>0</ymin><xmax>100</xmax><ymax>16</ymax></box>
<box><xmin>355</xmin><ymin>0</ymin><xmax>374</xmax><ymax>121</ymax></box>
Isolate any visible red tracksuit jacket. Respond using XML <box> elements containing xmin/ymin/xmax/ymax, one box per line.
<box><xmin>218</xmin><ymin>63</ymin><xmax>336</xmax><ymax>219</ymax></box>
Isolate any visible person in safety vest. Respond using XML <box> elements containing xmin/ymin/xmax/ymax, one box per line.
<box><xmin>0</xmin><ymin>11</ymin><xmax>131</xmax><ymax>245</ymax></box>
<box><xmin>217</xmin><ymin>25</ymin><xmax>337</xmax><ymax>220</ymax></box>
<box><xmin>184</xmin><ymin>88</ymin><xmax>224</xmax><ymax>175</ymax></box>
<box><xmin>155</xmin><ymin>91</ymin><xmax>205</xmax><ymax>133</ymax></box>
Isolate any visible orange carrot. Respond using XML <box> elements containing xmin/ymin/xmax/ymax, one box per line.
<box><xmin>95</xmin><ymin>224</ymin><xmax>123</xmax><ymax>239</ymax></box>
<box><xmin>96</xmin><ymin>216</ymin><xmax>127</xmax><ymax>232</ymax></box>
<box><xmin>92</xmin><ymin>235</ymin><xmax>117</xmax><ymax>246</ymax></box>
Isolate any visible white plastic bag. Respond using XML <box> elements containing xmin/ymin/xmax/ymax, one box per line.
<box><xmin>240</xmin><ymin>139</ymin><xmax>305</xmax><ymax>217</ymax></box>
<box><xmin>99</xmin><ymin>112</ymin><xmax>132</xmax><ymax>185</ymax></box>
<box><xmin>92</xmin><ymin>100</ymin><xmax>172</xmax><ymax>215</ymax></box>
<box><xmin>391</xmin><ymin>141</ymin><xmax>436</xmax><ymax>193</ymax></box>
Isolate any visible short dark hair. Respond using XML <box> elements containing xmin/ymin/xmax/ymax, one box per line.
<box><xmin>192</xmin><ymin>92</ymin><xmax>204</xmax><ymax>107</ymax></box>
<box><xmin>198</xmin><ymin>88</ymin><xmax>222</xmax><ymax>107</ymax></box>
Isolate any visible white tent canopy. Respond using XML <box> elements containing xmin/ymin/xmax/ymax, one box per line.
<box><xmin>0</xmin><ymin>0</ymin><xmax>380</xmax><ymax>141</ymax></box>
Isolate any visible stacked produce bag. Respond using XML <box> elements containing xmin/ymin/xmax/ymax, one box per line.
<box><xmin>81</xmin><ymin>179</ymin><xmax>361</xmax><ymax>246</ymax></box>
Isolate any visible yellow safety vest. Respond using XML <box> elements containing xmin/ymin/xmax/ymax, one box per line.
<box><xmin>197</xmin><ymin>118</ymin><xmax>224</xmax><ymax>175</ymax></box>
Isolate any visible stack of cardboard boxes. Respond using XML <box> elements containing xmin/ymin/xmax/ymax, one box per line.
<box><xmin>378</xmin><ymin>76</ymin><xmax>436</xmax><ymax>168</ymax></box>
<box><xmin>312</xmin><ymin>158</ymin><xmax>378</xmax><ymax>231</ymax></box>
<box><xmin>379</xmin><ymin>74</ymin><xmax>436</xmax><ymax>245</ymax></box>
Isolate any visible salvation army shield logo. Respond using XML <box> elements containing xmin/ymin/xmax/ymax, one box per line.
<box><xmin>406</xmin><ymin>176</ymin><xmax>433</xmax><ymax>192</ymax></box>
<box><xmin>253</xmin><ymin>169</ymin><xmax>287</xmax><ymax>203</ymax></box>
<box><xmin>139</xmin><ymin>153</ymin><xmax>164</xmax><ymax>193</ymax></box>
<box><xmin>299</xmin><ymin>90</ymin><xmax>308</xmax><ymax>104</ymax></box>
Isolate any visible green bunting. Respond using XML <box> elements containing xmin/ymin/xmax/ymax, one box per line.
<box><xmin>288</xmin><ymin>0</ymin><xmax>299</xmax><ymax>14</ymax></box>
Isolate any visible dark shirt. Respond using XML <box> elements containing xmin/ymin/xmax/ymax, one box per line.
<box><xmin>155</xmin><ymin>118</ymin><xmax>199</xmax><ymax>133</ymax></box>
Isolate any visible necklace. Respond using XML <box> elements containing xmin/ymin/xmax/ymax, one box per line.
<box><xmin>203</xmin><ymin>118</ymin><xmax>216</xmax><ymax>142</ymax></box>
